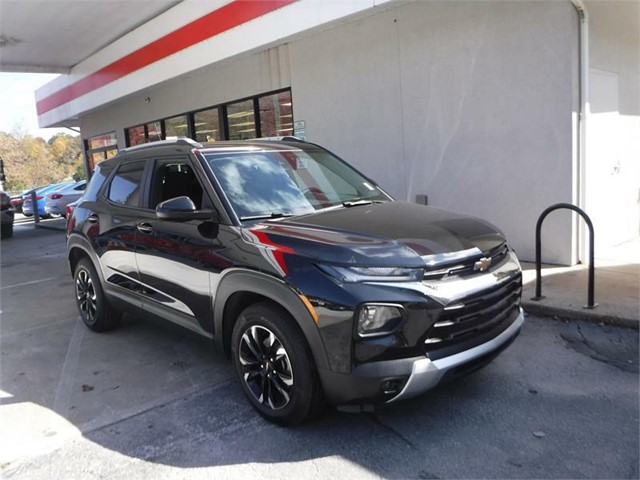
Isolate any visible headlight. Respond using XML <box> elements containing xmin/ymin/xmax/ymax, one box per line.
<box><xmin>357</xmin><ymin>304</ymin><xmax>405</xmax><ymax>337</ymax></box>
<box><xmin>318</xmin><ymin>265</ymin><xmax>424</xmax><ymax>283</ymax></box>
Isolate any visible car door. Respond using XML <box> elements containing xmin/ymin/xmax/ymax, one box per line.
<box><xmin>134</xmin><ymin>155</ymin><xmax>227</xmax><ymax>334</ymax></box>
<box><xmin>88</xmin><ymin>159</ymin><xmax>148</xmax><ymax>308</ymax></box>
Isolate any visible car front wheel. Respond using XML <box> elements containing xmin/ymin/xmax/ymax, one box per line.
<box><xmin>231</xmin><ymin>302</ymin><xmax>323</xmax><ymax>425</ymax></box>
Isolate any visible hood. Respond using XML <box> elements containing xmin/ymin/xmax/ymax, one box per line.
<box><xmin>245</xmin><ymin>201</ymin><xmax>506</xmax><ymax>268</ymax></box>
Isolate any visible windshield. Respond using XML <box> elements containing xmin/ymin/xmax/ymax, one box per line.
<box><xmin>202</xmin><ymin>147</ymin><xmax>389</xmax><ymax>220</ymax></box>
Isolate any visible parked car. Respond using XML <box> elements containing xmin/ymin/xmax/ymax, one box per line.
<box><xmin>23</xmin><ymin>182</ymin><xmax>73</xmax><ymax>217</ymax></box>
<box><xmin>67</xmin><ymin>138</ymin><xmax>523</xmax><ymax>425</ymax></box>
<box><xmin>10</xmin><ymin>191</ymin><xmax>27</xmax><ymax>213</ymax></box>
<box><xmin>45</xmin><ymin>180</ymin><xmax>86</xmax><ymax>217</ymax></box>
<box><xmin>1</xmin><ymin>190</ymin><xmax>15</xmax><ymax>238</ymax></box>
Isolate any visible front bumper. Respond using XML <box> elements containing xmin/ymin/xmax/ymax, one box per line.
<box><xmin>388</xmin><ymin>307</ymin><xmax>524</xmax><ymax>402</ymax></box>
<box><xmin>319</xmin><ymin>308</ymin><xmax>524</xmax><ymax>406</ymax></box>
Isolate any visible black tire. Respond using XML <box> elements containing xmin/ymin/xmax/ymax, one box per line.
<box><xmin>1</xmin><ymin>223</ymin><xmax>13</xmax><ymax>239</ymax></box>
<box><xmin>231</xmin><ymin>302</ymin><xmax>324</xmax><ymax>425</ymax></box>
<box><xmin>74</xmin><ymin>258</ymin><xmax>121</xmax><ymax>332</ymax></box>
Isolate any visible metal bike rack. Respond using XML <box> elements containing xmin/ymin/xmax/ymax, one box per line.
<box><xmin>531</xmin><ymin>203</ymin><xmax>597</xmax><ymax>309</ymax></box>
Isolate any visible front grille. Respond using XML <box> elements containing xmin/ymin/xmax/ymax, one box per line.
<box><xmin>423</xmin><ymin>273</ymin><xmax>522</xmax><ymax>356</ymax></box>
<box><xmin>423</xmin><ymin>243</ymin><xmax>509</xmax><ymax>281</ymax></box>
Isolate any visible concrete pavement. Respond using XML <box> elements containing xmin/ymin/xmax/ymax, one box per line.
<box><xmin>4</xmin><ymin>315</ymin><xmax>638</xmax><ymax>480</ymax></box>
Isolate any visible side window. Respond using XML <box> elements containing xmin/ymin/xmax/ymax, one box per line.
<box><xmin>84</xmin><ymin>165</ymin><xmax>108</xmax><ymax>201</ymax></box>
<box><xmin>107</xmin><ymin>161</ymin><xmax>145</xmax><ymax>207</ymax></box>
<box><xmin>151</xmin><ymin>160</ymin><xmax>210</xmax><ymax>210</ymax></box>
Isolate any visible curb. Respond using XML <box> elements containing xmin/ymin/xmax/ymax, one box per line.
<box><xmin>521</xmin><ymin>301</ymin><xmax>639</xmax><ymax>330</ymax></box>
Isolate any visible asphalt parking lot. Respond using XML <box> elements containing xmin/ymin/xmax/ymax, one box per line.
<box><xmin>1</xmin><ymin>219</ymin><xmax>638</xmax><ymax>479</ymax></box>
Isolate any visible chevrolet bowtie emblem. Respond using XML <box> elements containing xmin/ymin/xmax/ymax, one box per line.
<box><xmin>474</xmin><ymin>257</ymin><xmax>492</xmax><ymax>272</ymax></box>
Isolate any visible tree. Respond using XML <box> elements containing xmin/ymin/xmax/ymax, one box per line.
<box><xmin>0</xmin><ymin>130</ymin><xmax>82</xmax><ymax>192</ymax></box>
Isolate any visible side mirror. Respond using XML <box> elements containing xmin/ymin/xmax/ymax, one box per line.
<box><xmin>156</xmin><ymin>196</ymin><xmax>217</xmax><ymax>221</ymax></box>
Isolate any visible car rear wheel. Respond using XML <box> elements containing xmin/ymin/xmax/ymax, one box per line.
<box><xmin>74</xmin><ymin>258</ymin><xmax>121</xmax><ymax>332</ymax></box>
<box><xmin>231</xmin><ymin>302</ymin><xmax>324</xmax><ymax>425</ymax></box>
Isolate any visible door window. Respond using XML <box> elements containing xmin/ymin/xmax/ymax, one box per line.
<box><xmin>150</xmin><ymin>160</ymin><xmax>210</xmax><ymax>210</ymax></box>
<box><xmin>107</xmin><ymin>162</ymin><xmax>145</xmax><ymax>207</ymax></box>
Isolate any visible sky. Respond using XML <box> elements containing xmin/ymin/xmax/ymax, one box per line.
<box><xmin>0</xmin><ymin>72</ymin><xmax>77</xmax><ymax>139</ymax></box>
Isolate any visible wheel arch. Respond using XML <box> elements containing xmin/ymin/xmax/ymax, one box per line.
<box><xmin>67</xmin><ymin>234</ymin><xmax>103</xmax><ymax>282</ymax></box>
<box><xmin>213</xmin><ymin>270</ymin><xmax>330</xmax><ymax>372</ymax></box>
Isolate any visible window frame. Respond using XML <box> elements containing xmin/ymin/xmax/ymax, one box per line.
<box><xmin>84</xmin><ymin>131</ymin><xmax>119</xmax><ymax>176</ymax></box>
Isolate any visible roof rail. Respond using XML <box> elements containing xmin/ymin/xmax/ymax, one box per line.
<box><xmin>248</xmin><ymin>136</ymin><xmax>304</xmax><ymax>142</ymax></box>
<box><xmin>120</xmin><ymin>137</ymin><xmax>202</xmax><ymax>153</ymax></box>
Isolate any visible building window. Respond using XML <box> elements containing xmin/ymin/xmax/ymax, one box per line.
<box><xmin>226</xmin><ymin>99</ymin><xmax>256</xmax><ymax>140</ymax></box>
<box><xmin>126</xmin><ymin>125</ymin><xmax>145</xmax><ymax>146</ymax></box>
<box><xmin>259</xmin><ymin>90</ymin><xmax>293</xmax><ymax>137</ymax></box>
<box><xmin>125</xmin><ymin>88</ymin><xmax>292</xmax><ymax>146</ymax></box>
<box><xmin>164</xmin><ymin>115</ymin><xmax>189</xmax><ymax>139</ymax></box>
<box><xmin>146</xmin><ymin>121</ymin><xmax>162</xmax><ymax>142</ymax></box>
<box><xmin>194</xmin><ymin>108</ymin><xmax>221</xmax><ymax>142</ymax></box>
<box><xmin>85</xmin><ymin>132</ymin><xmax>119</xmax><ymax>173</ymax></box>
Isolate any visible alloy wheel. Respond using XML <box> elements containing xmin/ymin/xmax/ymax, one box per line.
<box><xmin>76</xmin><ymin>269</ymin><xmax>97</xmax><ymax>323</ymax></box>
<box><xmin>238</xmin><ymin>325</ymin><xmax>294</xmax><ymax>410</ymax></box>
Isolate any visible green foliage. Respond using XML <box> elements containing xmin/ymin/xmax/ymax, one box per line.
<box><xmin>73</xmin><ymin>162</ymin><xmax>87</xmax><ymax>182</ymax></box>
<box><xmin>0</xmin><ymin>130</ymin><xmax>83</xmax><ymax>192</ymax></box>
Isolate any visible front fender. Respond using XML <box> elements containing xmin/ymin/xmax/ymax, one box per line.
<box><xmin>212</xmin><ymin>269</ymin><xmax>330</xmax><ymax>372</ymax></box>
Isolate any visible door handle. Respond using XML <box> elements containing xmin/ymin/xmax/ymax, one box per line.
<box><xmin>137</xmin><ymin>223</ymin><xmax>153</xmax><ymax>235</ymax></box>
<box><xmin>87</xmin><ymin>214</ymin><xmax>99</xmax><ymax>224</ymax></box>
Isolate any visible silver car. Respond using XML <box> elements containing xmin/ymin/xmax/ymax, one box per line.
<box><xmin>44</xmin><ymin>181</ymin><xmax>86</xmax><ymax>217</ymax></box>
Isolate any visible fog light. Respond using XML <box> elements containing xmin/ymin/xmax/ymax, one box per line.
<box><xmin>381</xmin><ymin>378</ymin><xmax>406</xmax><ymax>395</ymax></box>
<box><xmin>357</xmin><ymin>304</ymin><xmax>404</xmax><ymax>337</ymax></box>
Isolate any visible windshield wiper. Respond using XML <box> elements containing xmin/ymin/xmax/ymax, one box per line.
<box><xmin>342</xmin><ymin>199</ymin><xmax>386</xmax><ymax>207</ymax></box>
<box><xmin>239</xmin><ymin>213</ymin><xmax>294</xmax><ymax>221</ymax></box>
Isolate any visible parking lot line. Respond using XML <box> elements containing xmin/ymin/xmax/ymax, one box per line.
<box><xmin>0</xmin><ymin>277</ymin><xmax>58</xmax><ymax>290</ymax></box>
<box><xmin>52</xmin><ymin>317</ymin><xmax>86</xmax><ymax>416</ymax></box>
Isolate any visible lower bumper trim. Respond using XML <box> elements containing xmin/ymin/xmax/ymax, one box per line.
<box><xmin>387</xmin><ymin>308</ymin><xmax>525</xmax><ymax>403</ymax></box>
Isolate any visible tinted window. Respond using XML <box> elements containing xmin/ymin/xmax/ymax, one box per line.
<box><xmin>107</xmin><ymin>162</ymin><xmax>145</xmax><ymax>207</ymax></box>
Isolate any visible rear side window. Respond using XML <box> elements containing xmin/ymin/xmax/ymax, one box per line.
<box><xmin>83</xmin><ymin>166</ymin><xmax>108</xmax><ymax>201</ymax></box>
<box><xmin>107</xmin><ymin>161</ymin><xmax>145</xmax><ymax>207</ymax></box>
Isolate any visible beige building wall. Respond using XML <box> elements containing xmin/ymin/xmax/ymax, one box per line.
<box><xmin>81</xmin><ymin>1</ymin><xmax>582</xmax><ymax>264</ymax></box>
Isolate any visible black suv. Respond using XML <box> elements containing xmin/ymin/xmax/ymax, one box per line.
<box><xmin>67</xmin><ymin>138</ymin><xmax>523</xmax><ymax>424</ymax></box>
